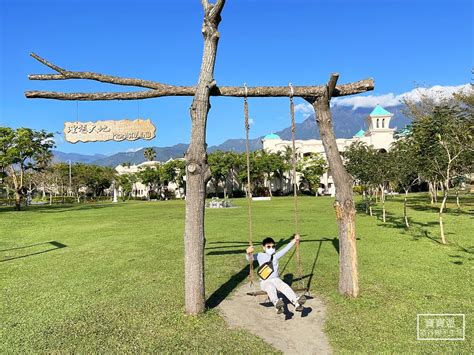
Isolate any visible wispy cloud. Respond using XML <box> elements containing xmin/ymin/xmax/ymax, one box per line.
<box><xmin>249</xmin><ymin>118</ymin><xmax>255</xmax><ymax>125</ymax></box>
<box><xmin>126</xmin><ymin>147</ymin><xmax>143</xmax><ymax>153</ymax></box>
<box><xmin>294</xmin><ymin>103</ymin><xmax>314</xmax><ymax>117</ymax></box>
<box><xmin>332</xmin><ymin>84</ymin><xmax>471</xmax><ymax>110</ymax></box>
<box><xmin>53</xmin><ymin>132</ymin><xmax>64</xmax><ymax>145</ymax></box>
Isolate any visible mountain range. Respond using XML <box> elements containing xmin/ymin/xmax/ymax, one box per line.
<box><xmin>53</xmin><ymin>104</ymin><xmax>410</xmax><ymax>167</ymax></box>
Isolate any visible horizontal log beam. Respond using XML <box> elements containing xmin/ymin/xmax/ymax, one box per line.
<box><xmin>25</xmin><ymin>79</ymin><xmax>374</xmax><ymax>101</ymax></box>
<box><xmin>25</xmin><ymin>53</ymin><xmax>374</xmax><ymax>101</ymax></box>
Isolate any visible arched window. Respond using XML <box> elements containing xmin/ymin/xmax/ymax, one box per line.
<box><xmin>376</xmin><ymin>119</ymin><xmax>379</xmax><ymax>128</ymax></box>
<box><xmin>382</xmin><ymin>119</ymin><xmax>385</xmax><ymax>128</ymax></box>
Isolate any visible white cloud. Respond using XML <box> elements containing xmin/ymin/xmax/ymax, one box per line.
<box><xmin>249</xmin><ymin>118</ymin><xmax>255</xmax><ymax>125</ymax></box>
<box><xmin>332</xmin><ymin>84</ymin><xmax>471</xmax><ymax>110</ymax></box>
<box><xmin>294</xmin><ymin>103</ymin><xmax>314</xmax><ymax>114</ymax></box>
<box><xmin>126</xmin><ymin>147</ymin><xmax>144</xmax><ymax>153</ymax></box>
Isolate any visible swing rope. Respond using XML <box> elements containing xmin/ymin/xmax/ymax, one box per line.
<box><xmin>243</xmin><ymin>84</ymin><xmax>255</xmax><ymax>287</ymax></box>
<box><xmin>243</xmin><ymin>83</ymin><xmax>306</xmax><ymax>296</ymax></box>
<box><xmin>289</xmin><ymin>83</ymin><xmax>304</xmax><ymax>290</ymax></box>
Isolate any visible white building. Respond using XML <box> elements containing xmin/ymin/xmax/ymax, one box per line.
<box><xmin>115</xmin><ymin>105</ymin><xmax>396</xmax><ymax>198</ymax></box>
<box><xmin>262</xmin><ymin>105</ymin><xmax>396</xmax><ymax>196</ymax></box>
<box><xmin>115</xmin><ymin>159</ymin><xmax>185</xmax><ymax>199</ymax></box>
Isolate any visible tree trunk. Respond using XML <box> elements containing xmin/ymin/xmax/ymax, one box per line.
<box><xmin>439</xmin><ymin>191</ymin><xmax>448</xmax><ymax>245</ymax></box>
<box><xmin>455</xmin><ymin>189</ymin><xmax>460</xmax><ymax>211</ymax></box>
<box><xmin>368</xmin><ymin>190</ymin><xmax>373</xmax><ymax>216</ymax></box>
<box><xmin>309</xmin><ymin>81</ymin><xmax>359</xmax><ymax>297</ymax></box>
<box><xmin>49</xmin><ymin>192</ymin><xmax>53</xmax><ymax>205</ymax></box>
<box><xmin>381</xmin><ymin>185</ymin><xmax>386</xmax><ymax>223</ymax></box>
<box><xmin>363</xmin><ymin>190</ymin><xmax>368</xmax><ymax>214</ymax></box>
<box><xmin>14</xmin><ymin>190</ymin><xmax>22</xmax><ymax>211</ymax></box>
<box><xmin>267</xmin><ymin>175</ymin><xmax>273</xmax><ymax>197</ymax></box>
<box><xmin>434</xmin><ymin>182</ymin><xmax>438</xmax><ymax>203</ymax></box>
<box><xmin>184</xmin><ymin>1</ymin><xmax>223</xmax><ymax>315</ymax></box>
<box><xmin>404</xmin><ymin>189</ymin><xmax>409</xmax><ymax>229</ymax></box>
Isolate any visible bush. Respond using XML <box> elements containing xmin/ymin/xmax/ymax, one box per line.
<box><xmin>353</xmin><ymin>185</ymin><xmax>366</xmax><ymax>195</ymax></box>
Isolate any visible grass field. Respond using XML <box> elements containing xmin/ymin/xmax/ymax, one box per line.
<box><xmin>1</xmin><ymin>194</ymin><xmax>472</xmax><ymax>353</ymax></box>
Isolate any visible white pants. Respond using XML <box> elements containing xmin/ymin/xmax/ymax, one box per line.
<box><xmin>260</xmin><ymin>277</ymin><xmax>298</xmax><ymax>306</ymax></box>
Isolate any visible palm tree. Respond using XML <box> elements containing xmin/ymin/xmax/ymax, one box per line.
<box><xmin>144</xmin><ymin>147</ymin><xmax>156</xmax><ymax>162</ymax></box>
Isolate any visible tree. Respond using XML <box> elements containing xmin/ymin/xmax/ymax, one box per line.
<box><xmin>25</xmin><ymin>3</ymin><xmax>374</xmax><ymax>310</ymax></box>
<box><xmin>208</xmin><ymin>151</ymin><xmax>228</xmax><ymax>197</ymax></box>
<box><xmin>343</xmin><ymin>141</ymin><xmax>377</xmax><ymax>215</ymax></box>
<box><xmin>166</xmin><ymin>159</ymin><xmax>186</xmax><ymax>194</ymax></box>
<box><xmin>0</xmin><ymin>127</ymin><xmax>55</xmax><ymax>210</ymax></box>
<box><xmin>389</xmin><ymin>138</ymin><xmax>420</xmax><ymax>228</ymax></box>
<box><xmin>297</xmin><ymin>153</ymin><xmax>327</xmax><ymax>195</ymax></box>
<box><xmin>144</xmin><ymin>147</ymin><xmax>156</xmax><ymax>162</ymax></box>
<box><xmin>116</xmin><ymin>172</ymin><xmax>140</xmax><ymax>200</ymax></box>
<box><xmin>137</xmin><ymin>165</ymin><xmax>161</xmax><ymax>200</ymax></box>
<box><xmin>207</xmin><ymin>151</ymin><xmax>240</xmax><ymax>198</ymax></box>
<box><xmin>371</xmin><ymin>149</ymin><xmax>392</xmax><ymax>223</ymax></box>
<box><xmin>237</xmin><ymin>151</ymin><xmax>267</xmax><ymax>196</ymax></box>
<box><xmin>405</xmin><ymin>93</ymin><xmax>474</xmax><ymax>244</ymax></box>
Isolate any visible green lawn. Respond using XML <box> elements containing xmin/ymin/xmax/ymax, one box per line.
<box><xmin>1</xmin><ymin>194</ymin><xmax>472</xmax><ymax>353</ymax></box>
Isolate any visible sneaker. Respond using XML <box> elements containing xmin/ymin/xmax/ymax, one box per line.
<box><xmin>296</xmin><ymin>295</ymin><xmax>307</xmax><ymax>306</ymax></box>
<box><xmin>294</xmin><ymin>295</ymin><xmax>306</xmax><ymax>312</ymax></box>
<box><xmin>275</xmin><ymin>298</ymin><xmax>284</xmax><ymax>314</ymax></box>
<box><xmin>294</xmin><ymin>302</ymin><xmax>304</xmax><ymax>312</ymax></box>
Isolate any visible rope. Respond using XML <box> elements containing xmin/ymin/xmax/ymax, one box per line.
<box><xmin>289</xmin><ymin>83</ymin><xmax>304</xmax><ymax>290</ymax></box>
<box><xmin>244</xmin><ymin>84</ymin><xmax>255</xmax><ymax>286</ymax></box>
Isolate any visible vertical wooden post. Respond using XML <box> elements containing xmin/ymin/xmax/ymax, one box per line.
<box><xmin>307</xmin><ymin>74</ymin><xmax>359</xmax><ymax>297</ymax></box>
<box><xmin>184</xmin><ymin>0</ymin><xmax>225</xmax><ymax>314</ymax></box>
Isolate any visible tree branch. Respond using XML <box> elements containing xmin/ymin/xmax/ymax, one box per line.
<box><xmin>25</xmin><ymin>78</ymin><xmax>374</xmax><ymax>100</ymax></box>
<box><xmin>327</xmin><ymin>73</ymin><xmax>339</xmax><ymax>99</ymax></box>
<box><xmin>31</xmin><ymin>52</ymin><xmax>66</xmax><ymax>74</ymax></box>
<box><xmin>26</xmin><ymin>53</ymin><xmax>374</xmax><ymax>101</ymax></box>
<box><xmin>210</xmin><ymin>0</ymin><xmax>225</xmax><ymax>17</ymax></box>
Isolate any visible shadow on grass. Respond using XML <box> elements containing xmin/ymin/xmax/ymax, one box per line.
<box><xmin>206</xmin><ymin>264</ymin><xmax>250</xmax><ymax>309</ymax></box>
<box><xmin>35</xmin><ymin>203</ymin><xmax>123</xmax><ymax>213</ymax></box>
<box><xmin>0</xmin><ymin>203</ymin><xmax>124</xmax><ymax>214</ymax></box>
<box><xmin>0</xmin><ymin>241</ymin><xmax>67</xmax><ymax>262</ymax></box>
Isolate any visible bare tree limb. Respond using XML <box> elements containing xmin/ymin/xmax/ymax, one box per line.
<box><xmin>31</xmin><ymin>52</ymin><xmax>66</xmax><ymax>74</ymax></box>
<box><xmin>25</xmin><ymin>79</ymin><xmax>374</xmax><ymax>100</ymax></box>
<box><xmin>209</xmin><ymin>0</ymin><xmax>225</xmax><ymax>17</ymax></box>
<box><xmin>29</xmin><ymin>53</ymin><xmax>168</xmax><ymax>89</ymax></box>
<box><xmin>26</xmin><ymin>52</ymin><xmax>374</xmax><ymax>100</ymax></box>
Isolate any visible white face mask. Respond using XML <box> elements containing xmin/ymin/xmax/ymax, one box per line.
<box><xmin>265</xmin><ymin>248</ymin><xmax>275</xmax><ymax>255</ymax></box>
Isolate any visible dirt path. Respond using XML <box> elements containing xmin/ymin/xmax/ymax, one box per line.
<box><xmin>219</xmin><ymin>283</ymin><xmax>333</xmax><ymax>354</ymax></box>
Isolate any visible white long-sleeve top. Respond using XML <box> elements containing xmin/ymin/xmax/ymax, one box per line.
<box><xmin>245</xmin><ymin>240</ymin><xmax>296</xmax><ymax>281</ymax></box>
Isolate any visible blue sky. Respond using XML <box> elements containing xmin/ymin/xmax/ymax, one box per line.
<box><xmin>0</xmin><ymin>0</ymin><xmax>472</xmax><ymax>155</ymax></box>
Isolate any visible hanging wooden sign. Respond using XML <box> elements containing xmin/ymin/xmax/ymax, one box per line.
<box><xmin>64</xmin><ymin>119</ymin><xmax>156</xmax><ymax>143</ymax></box>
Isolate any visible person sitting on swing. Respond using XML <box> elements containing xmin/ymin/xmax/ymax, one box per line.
<box><xmin>246</xmin><ymin>234</ymin><xmax>306</xmax><ymax>314</ymax></box>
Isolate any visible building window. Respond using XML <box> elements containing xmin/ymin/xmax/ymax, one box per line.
<box><xmin>376</xmin><ymin>119</ymin><xmax>379</xmax><ymax>128</ymax></box>
<box><xmin>382</xmin><ymin>119</ymin><xmax>385</xmax><ymax>128</ymax></box>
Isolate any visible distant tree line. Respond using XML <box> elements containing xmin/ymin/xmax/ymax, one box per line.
<box><xmin>343</xmin><ymin>90</ymin><xmax>473</xmax><ymax>243</ymax></box>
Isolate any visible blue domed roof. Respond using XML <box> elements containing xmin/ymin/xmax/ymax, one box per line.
<box><xmin>263</xmin><ymin>133</ymin><xmax>281</xmax><ymax>140</ymax></box>
<box><xmin>370</xmin><ymin>105</ymin><xmax>392</xmax><ymax>116</ymax></box>
<box><xmin>353</xmin><ymin>129</ymin><xmax>365</xmax><ymax>138</ymax></box>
